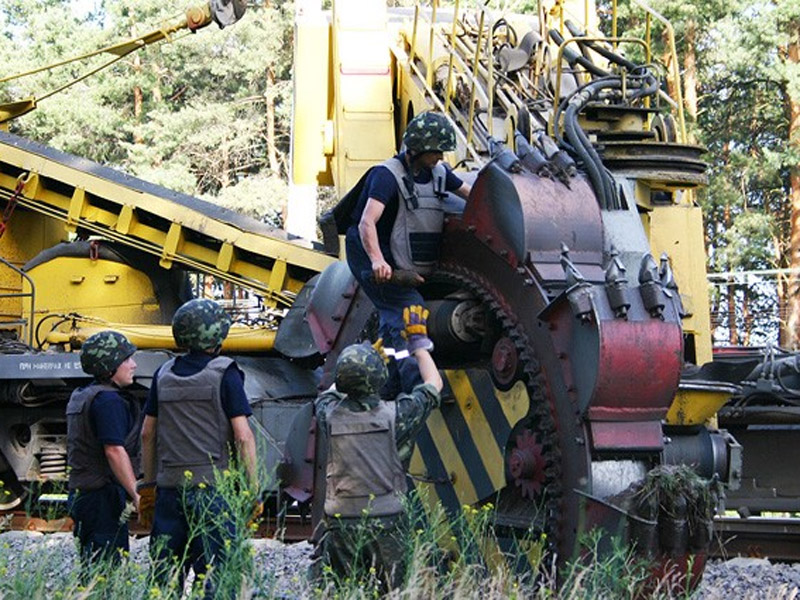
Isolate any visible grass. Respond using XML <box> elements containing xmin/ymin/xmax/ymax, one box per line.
<box><xmin>0</xmin><ymin>467</ymin><xmax>716</xmax><ymax>600</ymax></box>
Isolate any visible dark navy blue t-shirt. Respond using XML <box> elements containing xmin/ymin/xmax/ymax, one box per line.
<box><xmin>348</xmin><ymin>153</ymin><xmax>463</xmax><ymax>258</ymax></box>
<box><xmin>144</xmin><ymin>352</ymin><xmax>252</xmax><ymax>419</ymax></box>
<box><xmin>90</xmin><ymin>389</ymin><xmax>135</xmax><ymax>446</ymax></box>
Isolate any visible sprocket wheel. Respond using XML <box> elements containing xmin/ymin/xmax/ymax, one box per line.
<box><xmin>431</xmin><ymin>266</ymin><xmax>562</xmax><ymax>548</ymax></box>
<box><xmin>509</xmin><ymin>428</ymin><xmax>546</xmax><ymax>499</ymax></box>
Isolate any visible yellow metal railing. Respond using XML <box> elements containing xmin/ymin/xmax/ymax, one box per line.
<box><xmin>403</xmin><ymin>0</ymin><xmax>688</xmax><ymax>153</ymax></box>
<box><xmin>0</xmin><ymin>256</ymin><xmax>35</xmax><ymax>347</ymax></box>
<box><xmin>612</xmin><ymin>0</ymin><xmax>688</xmax><ymax>143</ymax></box>
<box><xmin>550</xmin><ymin>36</ymin><xmax>650</xmax><ymax>134</ymax></box>
<box><xmin>405</xmin><ymin>1</ymin><xmax>484</xmax><ymax>162</ymax></box>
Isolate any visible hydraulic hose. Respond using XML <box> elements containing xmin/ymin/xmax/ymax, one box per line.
<box><xmin>548</xmin><ymin>29</ymin><xmax>610</xmax><ymax>79</ymax></box>
<box><xmin>564</xmin><ymin>20</ymin><xmax>639</xmax><ymax>73</ymax></box>
<box><xmin>561</xmin><ymin>77</ymin><xmax>628</xmax><ymax>208</ymax></box>
<box><xmin>563</xmin><ymin>95</ymin><xmax>611</xmax><ymax>208</ymax></box>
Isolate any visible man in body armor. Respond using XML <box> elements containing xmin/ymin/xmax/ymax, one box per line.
<box><xmin>313</xmin><ymin>305</ymin><xmax>443</xmax><ymax>591</ymax></box>
<box><xmin>345</xmin><ymin>112</ymin><xmax>470</xmax><ymax>393</ymax></box>
<box><xmin>67</xmin><ymin>330</ymin><xmax>140</xmax><ymax>565</ymax></box>
<box><xmin>138</xmin><ymin>298</ymin><xmax>257</xmax><ymax>597</ymax></box>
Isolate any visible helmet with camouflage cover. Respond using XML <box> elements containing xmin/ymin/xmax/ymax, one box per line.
<box><xmin>402</xmin><ymin>112</ymin><xmax>456</xmax><ymax>156</ymax></box>
<box><xmin>80</xmin><ymin>331</ymin><xmax>136</xmax><ymax>380</ymax></box>
<box><xmin>172</xmin><ymin>298</ymin><xmax>231</xmax><ymax>351</ymax></box>
<box><xmin>334</xmin><ymin>343</ymin><xmax>388</xmax><ymax>397</ymax></box>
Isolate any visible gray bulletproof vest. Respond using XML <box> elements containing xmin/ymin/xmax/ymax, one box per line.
<box><xmin>66</xmin><ymin>383</ymin><xmax>141</xmax><ymax>491</ymax></box>
<box><xmin>323</xmin><ymin>399</ymin><xmax>406</xmax><ymax>517</ymax></box>
<box><xmin>155</xmin><ymin>356</ymin><xmax>235</xmax><ymax>487</ymax></box>
<box><xmin>383</xmin><ymin>158</ymin><xmax>448</xmax><ymax>275</ymax></box>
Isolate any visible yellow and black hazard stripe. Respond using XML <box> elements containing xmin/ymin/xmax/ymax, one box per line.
<box><xmin>410</xmin><ymin>368</ymin><xmax>530</xmax><ymax>509</ymax></box>
<box><xmin>408</xmin><ymin>367</ymin><xmax>539</xmax><ymax>571</ymax></box>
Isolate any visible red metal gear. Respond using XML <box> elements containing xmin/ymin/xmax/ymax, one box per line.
<box><xmin>508</xmin><ymin>428</ymin><xmax>546</xmax><ymax>499</ymax></box>
<box><xmin>491</xmin><ymin>337</ymin><xmax>519</xmax><ymax>388</ymax></box>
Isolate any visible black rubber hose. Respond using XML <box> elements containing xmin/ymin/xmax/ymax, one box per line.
<box><xmin>554</xmin><ymin>72</ymin><xmax>656</xmax><ymax>146</ymax></box>
<box><xmin>563</xmin><ymin>78</ymin><xmax>625</xmax><ymax>206</ymax></box>
<box><xmin>564</xmin><ymin>20</ymin><xmax>639</xmax><ymax>72</ymax></box>
<box><xmin>548</xmin><ymin>29</ymin><xmax>610</xmax><ymax>78</ymax></box>
<box><xmin>563</xmin><ymin>96</ymin><xmax>608</xmax><ymax>207</ymax></box>
<box><xmin>556</xmin><ymin>74</ymin><xmax>660</xmax><ymax>209</ymax></box>
<box><xmin>553</xmin><ymin>75</ymin><xmax>620</xmax><ymax>147</ymax></box>
<box><xmin>628</xmin><ymin>74</ymin><xmax>659</xmax><ymax>101</ymax></box>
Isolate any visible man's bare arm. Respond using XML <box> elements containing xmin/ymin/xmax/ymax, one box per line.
<box><xmin>140</xmin><ymin>415</ymin><xmax>158</xmax><ymax>484</ymax></box>
<box><xmin>358</xmin><ymin>199</ymin><xmax>392</xmax><ymax>283</ymax></box>
<box><xmin>231</xmin><ymin>416</ymin><xmax>258</xmax><ymax>491</ymax></box>
<box><xmin>104</xmin><ymin>445</ymin><xmax>139</xmax><ymax>509</ymax></box>
<box><xmin>455</xmin><ymin>182</ymin><xmax>471</xmax><ymax>199</ymax></box>
<box><xmin>413</xmin><ymin>348</ymin><xmax>443</xmax><ymax>392</ymax></box>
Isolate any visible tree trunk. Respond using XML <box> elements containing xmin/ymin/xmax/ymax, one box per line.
<box><xmin>727</xmin><ymin>279</ymin><xmax>738</xmax><ymax>345</ymax></box>
<box><xmin>133</xmin><ymin>53</ymin><xmax>143</xmax><ymax>144</ymax></box>
<box><xmin>785</xmin><ymin>20</ymin><xmax>800</xmax><ymax>348</ymax></box>
<box><xmin>266</xmin><ymin>66</ymin><xmax>280</xmax><ymax>175</ymax></box>
<box><xmin>661</xmin><ymin>34</ymin><xmax>677</xmax><ymax>101</ymax></box>
<box><xmin>723</xmin><ymin>199</ymin><xmax>739</xmax><ymax>344</ymax></box>
<box><xmin>683</xmin><ymin>18</ymin><xmax>699</xmax><ymax>139</ymax></box>
<box><xmin>742</xmin><ymin>291</ymin><xmax>751</xmax><ymax>346</ymax></box>
<box><xmin>221</xmin><ymin>137</ymin><xmax>230</xmax><ymax>189</ymax></box>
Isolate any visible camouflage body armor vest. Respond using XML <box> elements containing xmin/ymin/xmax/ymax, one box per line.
<box><xmin>323</xmin><ymin>398</ymin><xmax>406</xmax><ymax>517</ymax></box>
<box><xmin>155</xmin><ymin>356</ymin><xmax>234</xmax><ymax>487</ymax></box>
<box><xmin>383</xmin><ymin>157</ymin><xmax>448</xmax><ymax>275</ymax></box>
<box><xmin>67</xmin><ymin>383</ymin><xmax>141</xmax><ymax>491</ymax></box>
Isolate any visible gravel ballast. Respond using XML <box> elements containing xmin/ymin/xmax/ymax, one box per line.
<box><xmin>2</xmin><ymin>530</ymin><xmax>800</xmax><ymax>598</ymax></box>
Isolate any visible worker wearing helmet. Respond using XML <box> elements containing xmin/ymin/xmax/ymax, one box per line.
<box><xmin>312</xmin><ymin>305</ymin><xmax>443</xmax><ymax>591</ymax></box>
<box><xmin>345</xmin><ymin>111</ymin><xmax>470</xmax><ymax>394</ymax></box>
<box><xmin>138</xmin><ymin>298</ymin><xmax>257</xmax><ymax>597</ymax></box>
<box><xmin>67</xmin><ymin>330</ymin><xmax>140</xmax><ymax>565</ymax></box>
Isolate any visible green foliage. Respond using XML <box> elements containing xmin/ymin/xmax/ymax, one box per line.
<box><xmin>311</xmin><ymin>492</ymin><xmax>544</xmax><ymax>599</ymax></box>
<box><xmin>0</xmin><ymin>0</ymin><xmax>294</xmax><ymax>218</ymax></box>
<box><xmin>692</xmin><ymin>2</ymin><xmax>800</xmax><ymax>343</ymax></box>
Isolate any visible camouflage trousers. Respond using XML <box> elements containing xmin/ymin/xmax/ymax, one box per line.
<box><xmin>311</xmin><ymin>513</ymin><xmax>407</xmax><ymax>591</ymax></box>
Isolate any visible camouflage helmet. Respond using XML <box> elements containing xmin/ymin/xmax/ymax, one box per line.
<box><xmin>334</xmin><ymin>343</ymin><xmax>388</xmax><ymax>397</ymax></box>
<box><xmin>80</xmin><ymin>331</ymin><xmax>136</xmax><ymax>379</ymax></box>
<box><xmin>172</xmin><ymin>298</ymin><xmax>231</xmax><ymax>351</ymax></box>
<box><xmin>402</xmin><ymin>112</ymin><xmax>457</xmax><ymax>156</ymax></box>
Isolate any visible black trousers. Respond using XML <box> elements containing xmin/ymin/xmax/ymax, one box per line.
<box><xmin>69</xmin><ymin>483</ymin><xmax>128</xmax><ymax>565</ymax></box>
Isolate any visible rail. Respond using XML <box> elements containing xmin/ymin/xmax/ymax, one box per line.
<box><xmin>712</xmin><ymin>516</ymin><xmax>800</xmax><ymax>562</ymax></box>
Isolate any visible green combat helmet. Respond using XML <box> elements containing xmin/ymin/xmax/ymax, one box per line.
<box><xmin>402</xmin><ymin>112</ymin><xmax>457</xmax><ymax>156</ymax></box>
<box><xmin>335</xmin><ymin>343</ymin><xmax>388</xmax><ymax>397</ymax></box>
<box><xmin>172</xmin><ymin>298</ymin><xmax>231</xmax><ymax>351</ymax></box>
<box><xmin>80</xmin><ymin>331</ymin><xmax>136</xmax><ymax>379</ymax></box>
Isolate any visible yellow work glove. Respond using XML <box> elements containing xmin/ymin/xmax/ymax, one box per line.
<box><xmin>371</xmin><ymin>338</ymin><xmax>390</xmax><ymax>364</ymax></box>
<box><xmin>137</xmin><ymin>482</ymin><xmax>156</xmax><ymax>529</ymax></box>
<box><xmin>402</xmin><ymin>305</ymin><xmax>433</xmax><ymax>353</ymax></box>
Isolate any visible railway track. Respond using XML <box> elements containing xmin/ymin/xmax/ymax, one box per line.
<box><xmin>711</xmin><ymin>517</ymin><xmax>800</xmax><ymax>562</ymax></box>
<box><xmin>6</xmin><ymin>510</ymin><xmax>800</xmax><ymax>562</ymax></box>
<box><xmin>1</xmin><ymin>509</ymin><xmax>313</xmax><ymax>543</ymax></box>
